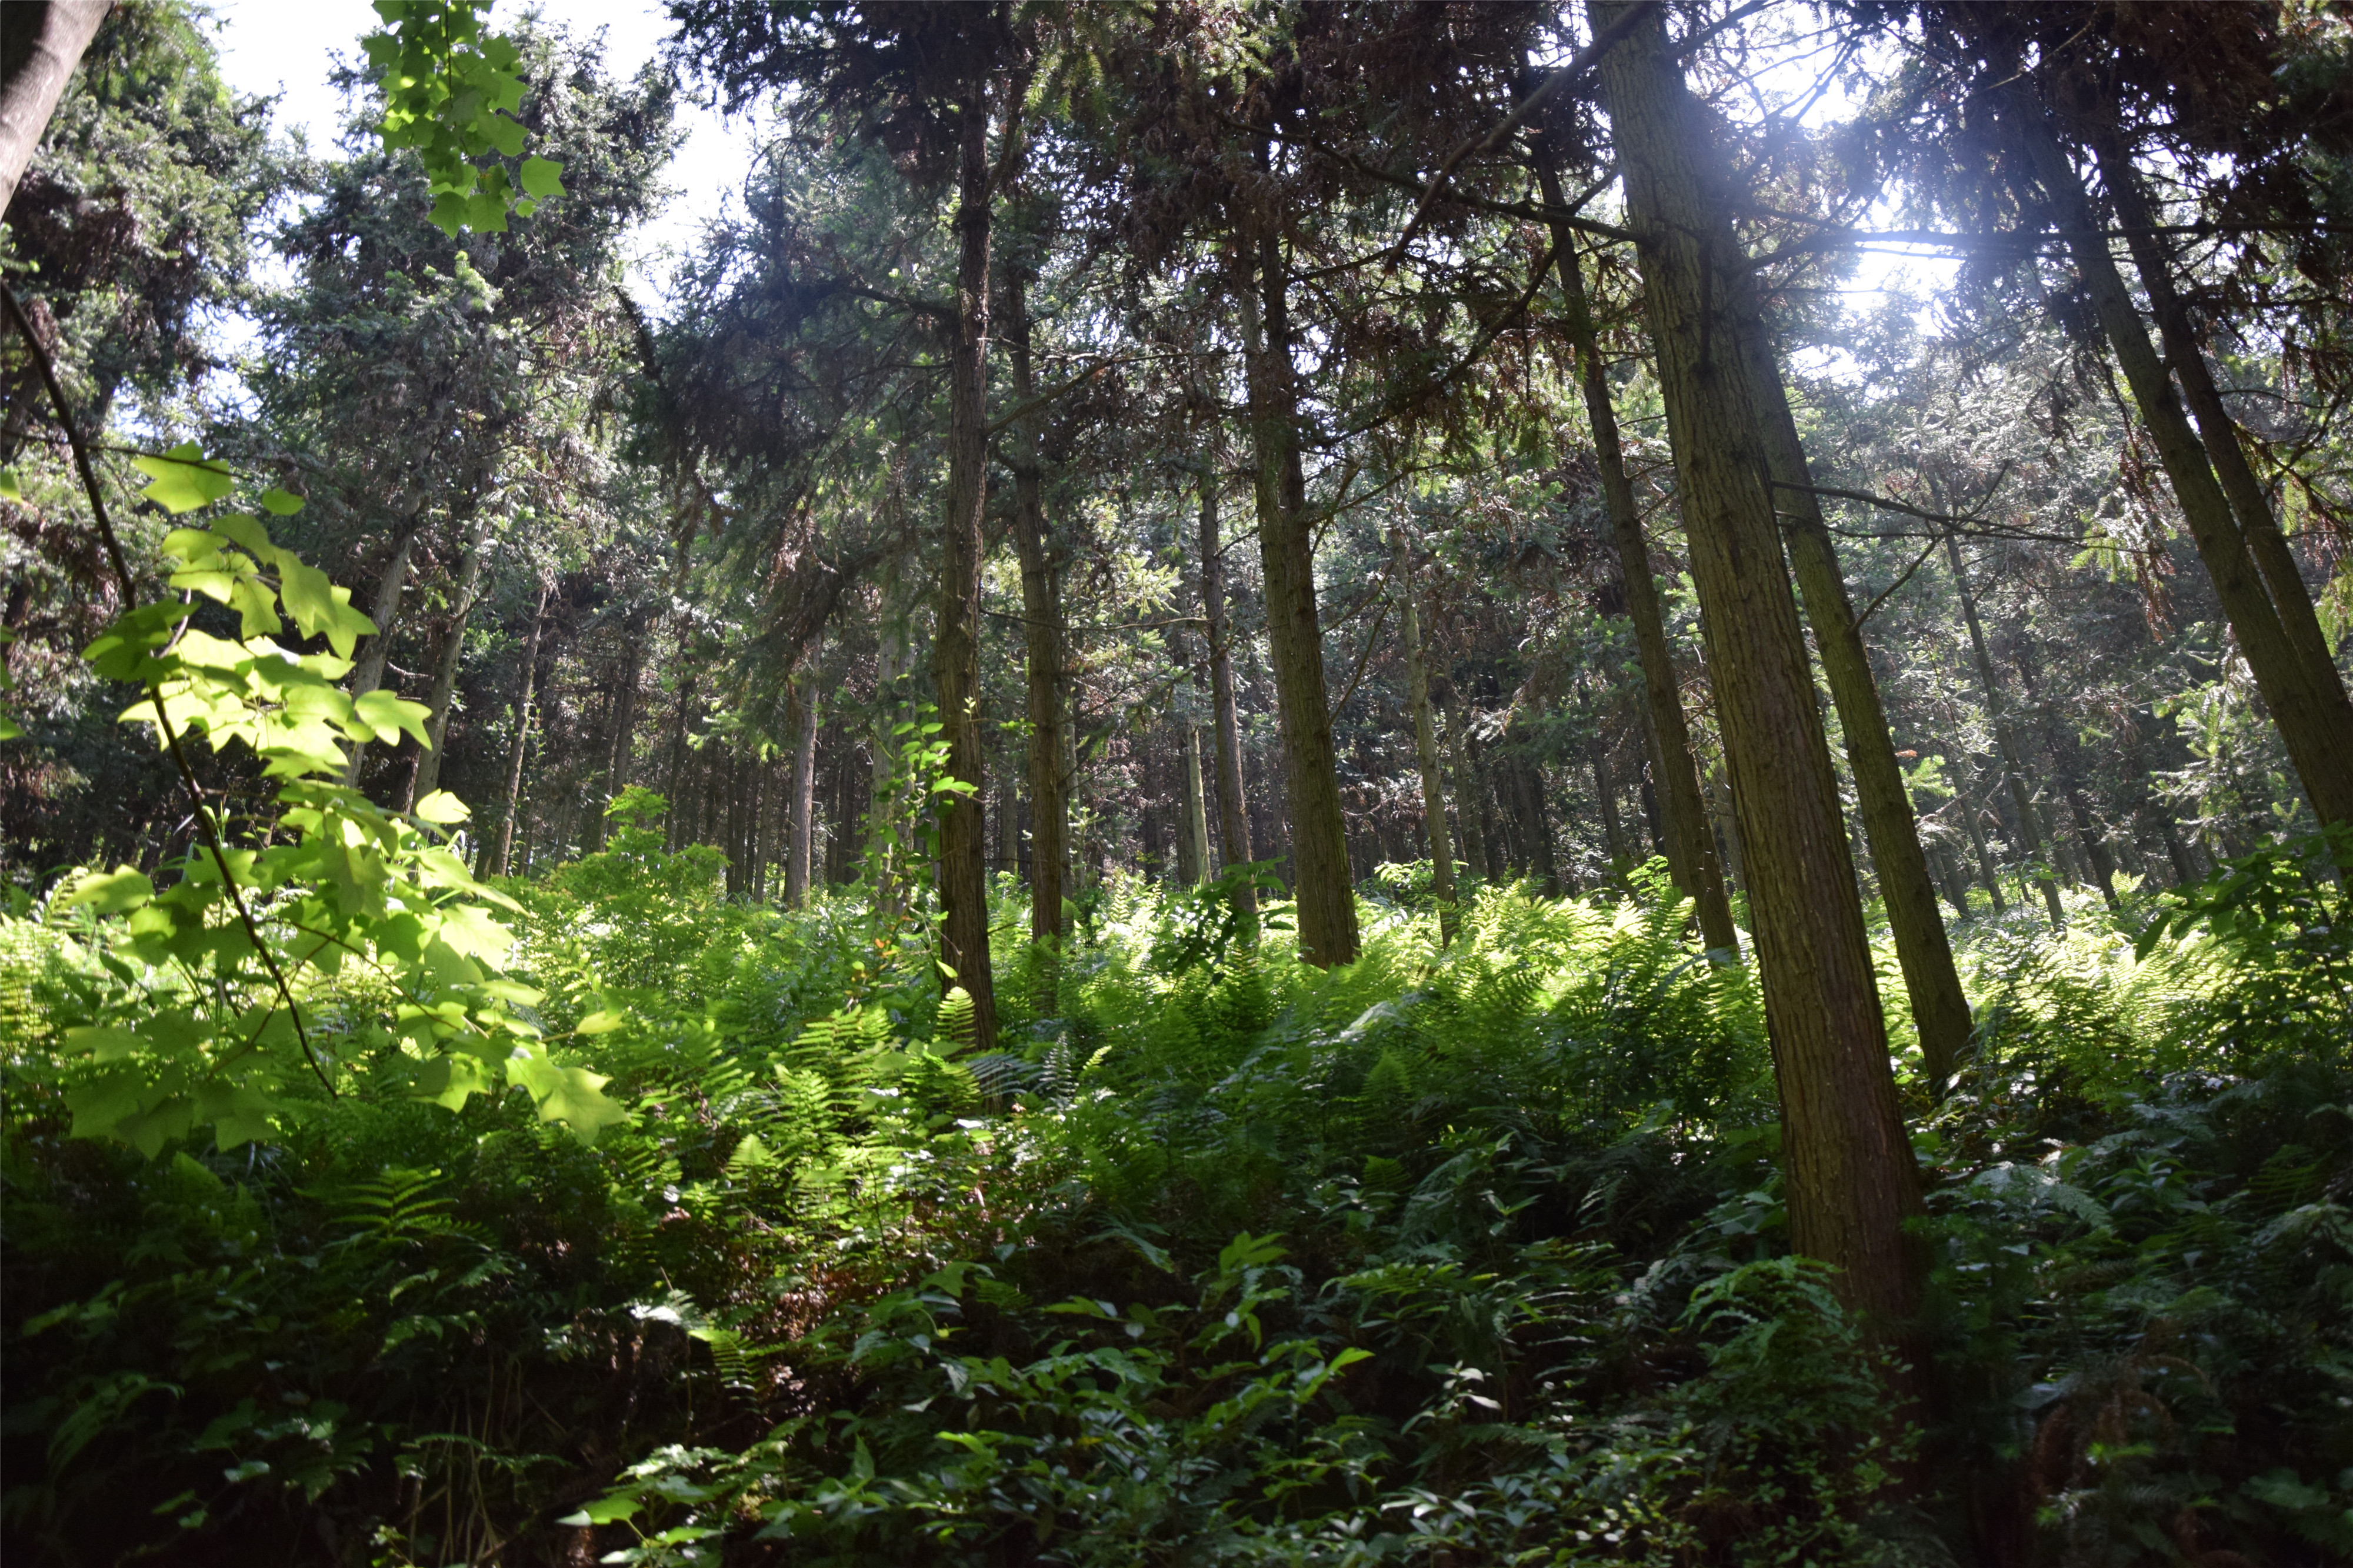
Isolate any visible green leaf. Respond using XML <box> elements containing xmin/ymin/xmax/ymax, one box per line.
<box><xmin>573</xmin><ymin>1009</ymin><xmax>627</xmax><ymax>1036</ymax></box>
<box><xmin>62</xmin><ymin>865</ymin><xmax>155</xmax><ymax>913</ymax></box>
<box><xmin>353</xmin><ymin>688</ymin><xmax>432</xmax><ymax>748</ymax></box>
<box><xmin>258</xmin><ymin>487</ymin><xmax>305</xmax><ymax>516</ymax></box>
<box><xmin>0</xmin><ymin>466</ymin><xmax>21</xmax><ymax>501</ymax></box>
<box><xmin>279</xmin><ymin>560</ymin><xmax>375</xmax><ymax>658</ymax></box>
<box><xmin>132</xmin><ymin>444</ymin><xmax>234</xmax><ymax>515</ymax></box>
<box><xmin>0</xmin><ymin>712</ymin><xmax>20</xmax><ymax>740</ymax></box>
<box><xmin>518</xmin><ymin>155</ymin><xmax>565</xmax><ymax>198</ymax></box>
<box><xmin>505</xmin><ymin>1051</ymin><xmax>628</xmax><ymax>1142</ymax></box>
<box><xmin>558</xmin><ymin>1492</ymin><xmax>642</xmax><ymax>1527</ymax></box>
<box><xmin>412</xmin><ymin>789</ymin><xmax>469</xmax><ymax>824</ymax></box>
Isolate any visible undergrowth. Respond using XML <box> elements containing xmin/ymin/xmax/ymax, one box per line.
<box><xmin>3</xmin><ymin>829</ymin><xmax>2349</xmax><ymax>1566</ymax></box>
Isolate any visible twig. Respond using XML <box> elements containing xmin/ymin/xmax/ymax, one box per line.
<box><xmin>1852</xmin><ymin>535</ymin><xmax>1942</xmax><ymax>628</ymax></box>
<box><xmin>2</xmin><ymin>280</ymin><xmax>335</xmax><ymax>1096</ymax></box>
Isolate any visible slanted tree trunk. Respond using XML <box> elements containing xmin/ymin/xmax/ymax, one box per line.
<box><xmin>1739</xmin><ymin>319</ymin><xmax>1974</xmax><ymax>1091</ymax></box>
<box><xmin>1591</xmin><ymin>0</ymin><xmax>1919</xmax><ymax>1330</ymax></box>
<box><xmin>2095</xmin><ymin>134</ymin><xmax>2344</xmax><ymax>696</ymax></box>
<box><xmin>931</xmin><ymin>85</ymin><xmax>998</xmax><ymax>1047</ymax></box>
<box><xmin>1198</xmin><ymin>474</ymin><xmax>1255</xmax><ymax>915</ymax></box>
<box><xmin>1242</xmin><ymin>225</ymin><xmax>1358</xmax><ymax>966</ymax></box>
<box><xmin>405</xmin><ymin>513</ymin><xmax>488</xmax><ymax>808</ymax></box>
<box><xmin>1394</xmin><ymin>534</ymin><xmax>1459</xmax><ymax>942</ymax></box>
<box><xmin>2015</xmin><ymin>106</ymin><xmax>2353</xmax><ymax>826</ymax></box>
<box><xmin>1944</xmin><ymin>532</ymin><xmax>2065</xmax><ymax>925</ymax></box>
<box><xmin>785</xmin><ymin>650</ymin><xmax>820</xmax><ymax>906</ymax></box>
<box><xmin>488</xmin><ymin>585</ymin><xmax>549</xmax><ymax>878</ymax></box>
<box><xmin>1537</xmin><ymin>136</ymin><xmax>1739</xmax><ymax>952</ymax></box>
<box><xmin>1946</xmin><ymin>754</ymin><xmax>2008</xmax><ymax>916</ymax></box>
<box><xmin>1006</xmin><ymin>268</ymin><xmax>1068</xmax><ymax>960</ymax></box>
<box><xmin>0</xmin><ymin>1</ymin><xmax>111</xmax><ymax>218</ymax></box>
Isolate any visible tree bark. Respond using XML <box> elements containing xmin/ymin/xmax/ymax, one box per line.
<box><xmin>406</xmin><ymin>514</ymin><xmax>488</xmax><ymax>807</ymax></box>
<box><xmin>488</xmin><ymin>585</ymin><xmax>549</xmax><ymax>878</ymax></box>
<box><xmin>1198</xmin><ymin>474</ymin><xmax>1255</xmax><ymax>913</ymax></box>
<box><xmin>586</xmin><ymin>627</ymin><xmax>643</xmax><ymax>853</ymax></box>
<box><xmin>1944</xmin><ymin>532</ymin><xmax>2065</xmax><ymax>925</ymax></box>
<box><xmin>1536</xmin><ymin>140</ymin><xmax>1739</xmax><ymax>952</ymax></box>
<box><xmin>1006</xmin><ymin>268</ymin><xmax>1068</xmax><ymax>959</ymax></box>
<box><xmin>1739</xmin><ymin>319</ymin><xmax>1974</xmax><ymax>1090</ymax></box>
<box><xmin>0</xmin><ymin>1</ymin><xmax>110</xmax><ymax>219</ymax></box>
<box><xmin>1592</xmin><ymin>0</ymin><xmax>1920</xmax><ymax>1329</ymax></box>
<box><xmin>931</xmin><ymin>86</ymin><xmax>998</xmax><ymax>1046</ymax></box>
<box><xmin>1242</xmin><ymin>226</ymin><xmax>1358</xmax><ymax>966</ymax></box>
<box><xmin>2017</xmin><ymin>108</ymin><xmax>2353</xmax><ymax>826</ymax></box>
<box><xmin>1395</xmin><ymin>534</ymin><xmax>1458</xmax><ymax>942</ymax></box>
<box><xmin>2095</xmin><ymin>134</ymin><xmax>2344</xmax><ymax>696</ymax></box>
<box><xmin>344</xmin><ymin>498</ymin><xmax>428</xmax><ymax>785</ymax></box>
<box><xmin>786</xmin><ymin>649</ymin><xmax>820</xmax><ymax>906</ymax></box>
<box><xmin>1443</xmin><ymin>688</ymin><xmax>1488</xmax><ymax>892</ymax></box>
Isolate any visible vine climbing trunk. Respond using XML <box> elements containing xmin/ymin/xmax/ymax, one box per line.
<box><xmin>1535</xmin><ymin>126</ymin><xmax>1738</xmax><ymax>953</ymax></box>
<box><xmin>1007</xmin><ymin>268</ymin><xmax>1068</xmax><ymax>962</ymax></box>
<box><xmin>1737</xmin><ymin>317</ymin><xmax>1974</xmax><ymax>1092</ymax></box>
<box><xmin>488</xmin><ymin>585</ymin><xmax>548</xmax><ymax>879</ymax></box>
<box><xmin>2014</xmin><ymin>103</ymin><xmax>2353</xmax><ymax>826</ymax></box>
<box><xmin>1242</xmin><ymin>222</ymin><xmax>1357</xmax><ymax>966</ymax></box>
<box><xmin>1591</xmin><ymin>0</ymin><xmax>1921</xmax><ymax>1332</ymax></box>
<box><xmin>932</xmin><ymin>85</ymin><xmax>997</xmax><ymax>1049</ymax></box>
<box><xmin>1394</xmin><ymin>534</ymin><xmax>1457</xmax><ymax>943</ymax></box>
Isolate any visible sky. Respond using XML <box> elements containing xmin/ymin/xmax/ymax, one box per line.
<box><xmin>205</xmin><ymin>0</ymin><xmax>754</xmax><ymax>303</ymax></box>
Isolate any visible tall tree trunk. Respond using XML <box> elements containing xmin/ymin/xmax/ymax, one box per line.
<box><xmin>786</xmin><ymin>652</ymin><xmax>820</xmax><ymax>906</ymax></box>
<box><xmin>1182</xmin><ymin>716</ymin><xmax>1211</xmax><ymax>885</ymax></box>
<box><xmin>1944</xmin><ymin>533</ymin><xmax>2065</xmax><ymax>925</ymax></box>
<box><xmin>1514</xmin><ymin>752</ymin><xmax>1559</xmax><ymax>896</ymax></box>
<box><xmin>0</xmin><ymin>1</ymin><xmax>110</xmax><ymax>218</ymax></box>
<box><xmin>1443</xmin><ymin>688</ymin><xmax>1488</xmax><ymax>891</ymax></box>
<box><xmin>2095</xmin><ymin>134</ymin><xmax>2344</xmax><ymax>695</ymax></box>
<box><xmin>406</xmin><ymin>513</ymin><xmax>488</xmax><ymax>808</ymax></box>
<box><xmin>586</xmin><ymin>630</ymin><xmax>643</xmax><ymax>853</ymax></box>
<box><xmin>1582</xmin><ymin>695</ymin><xmax>1631</xmax><ymax>875</ymax></box>
<box><xmin>1198</xmin><ymin>475</ymin><xmax>1255</xmax><ymax>913</ymax></box>
<box><xmin>488</xmin><ymin>585</ymin><xmax>548</xmax><ymax>878</ymax></box>
<box><xmin>1394</xmin><ymin>535</ymin><xmax>1459</xmax><ymax>942</ymax></box>
<box><xmin>871</xmin><ymin>557</ymin><xmax>910</xmax><ymax>919</ymax></box>
<box><xmin>1242</xmin><ymin>225</ymin><xmax>1358</xmax><ymax>966</ymax></box>
<box><xmin>931</xmin><ymin>86</ymin><xmax>998</xmax><ymax>1046</ymax></box>
<box><xmin>2011</xmin><ymin>642</ymin><xmax>2118</xmax><ymax>910</ymax></box>
<box><xmin>344</xmin><ymin>498</ymin><xmax>428</xmax><ymax>785</ymax></box>
<box><xmin>2015</xmin><ymin>107</ymin><xmax>2353</xmax><ymax>826</ymax></box>
<box><xmin>663</xmin><ymin>661</ymin><xmax>700</xmax><ymax>853</ymax></box>
<box><xmin>1591</xmin><ymin>0</ymin><xmax>1920</xmax><ymax>1330</ymax></box>
<box><xmin>1948</xmin><ymin>756</ymin><xmax>2008</xmax><ymax>916</ymax></box>
<box><xmin>1739</xmin><ymin>321</ymin><xmax>1974</xmax><ymax>1090</ymax></box>
<box><xmin>1006</xmin><ymin>268</ymin><xmax>1068</xmax><ymax>961</ymax></box>
<box><xmin>1536</xmin><ymin>138</ymin><xmax>1739</xmax><ymax>952</ymax></box>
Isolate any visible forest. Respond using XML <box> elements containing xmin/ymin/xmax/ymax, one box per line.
<box><xmin>2</xmin><ymin>0</ymin><xmax>2351</xmax><ymax>1562</ymax></box>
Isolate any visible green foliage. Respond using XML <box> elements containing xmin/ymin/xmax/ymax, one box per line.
<box><xmin>361</xmin><ymin>0</ymin><xmax>564</xmax><ymax>235</ymax></box>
